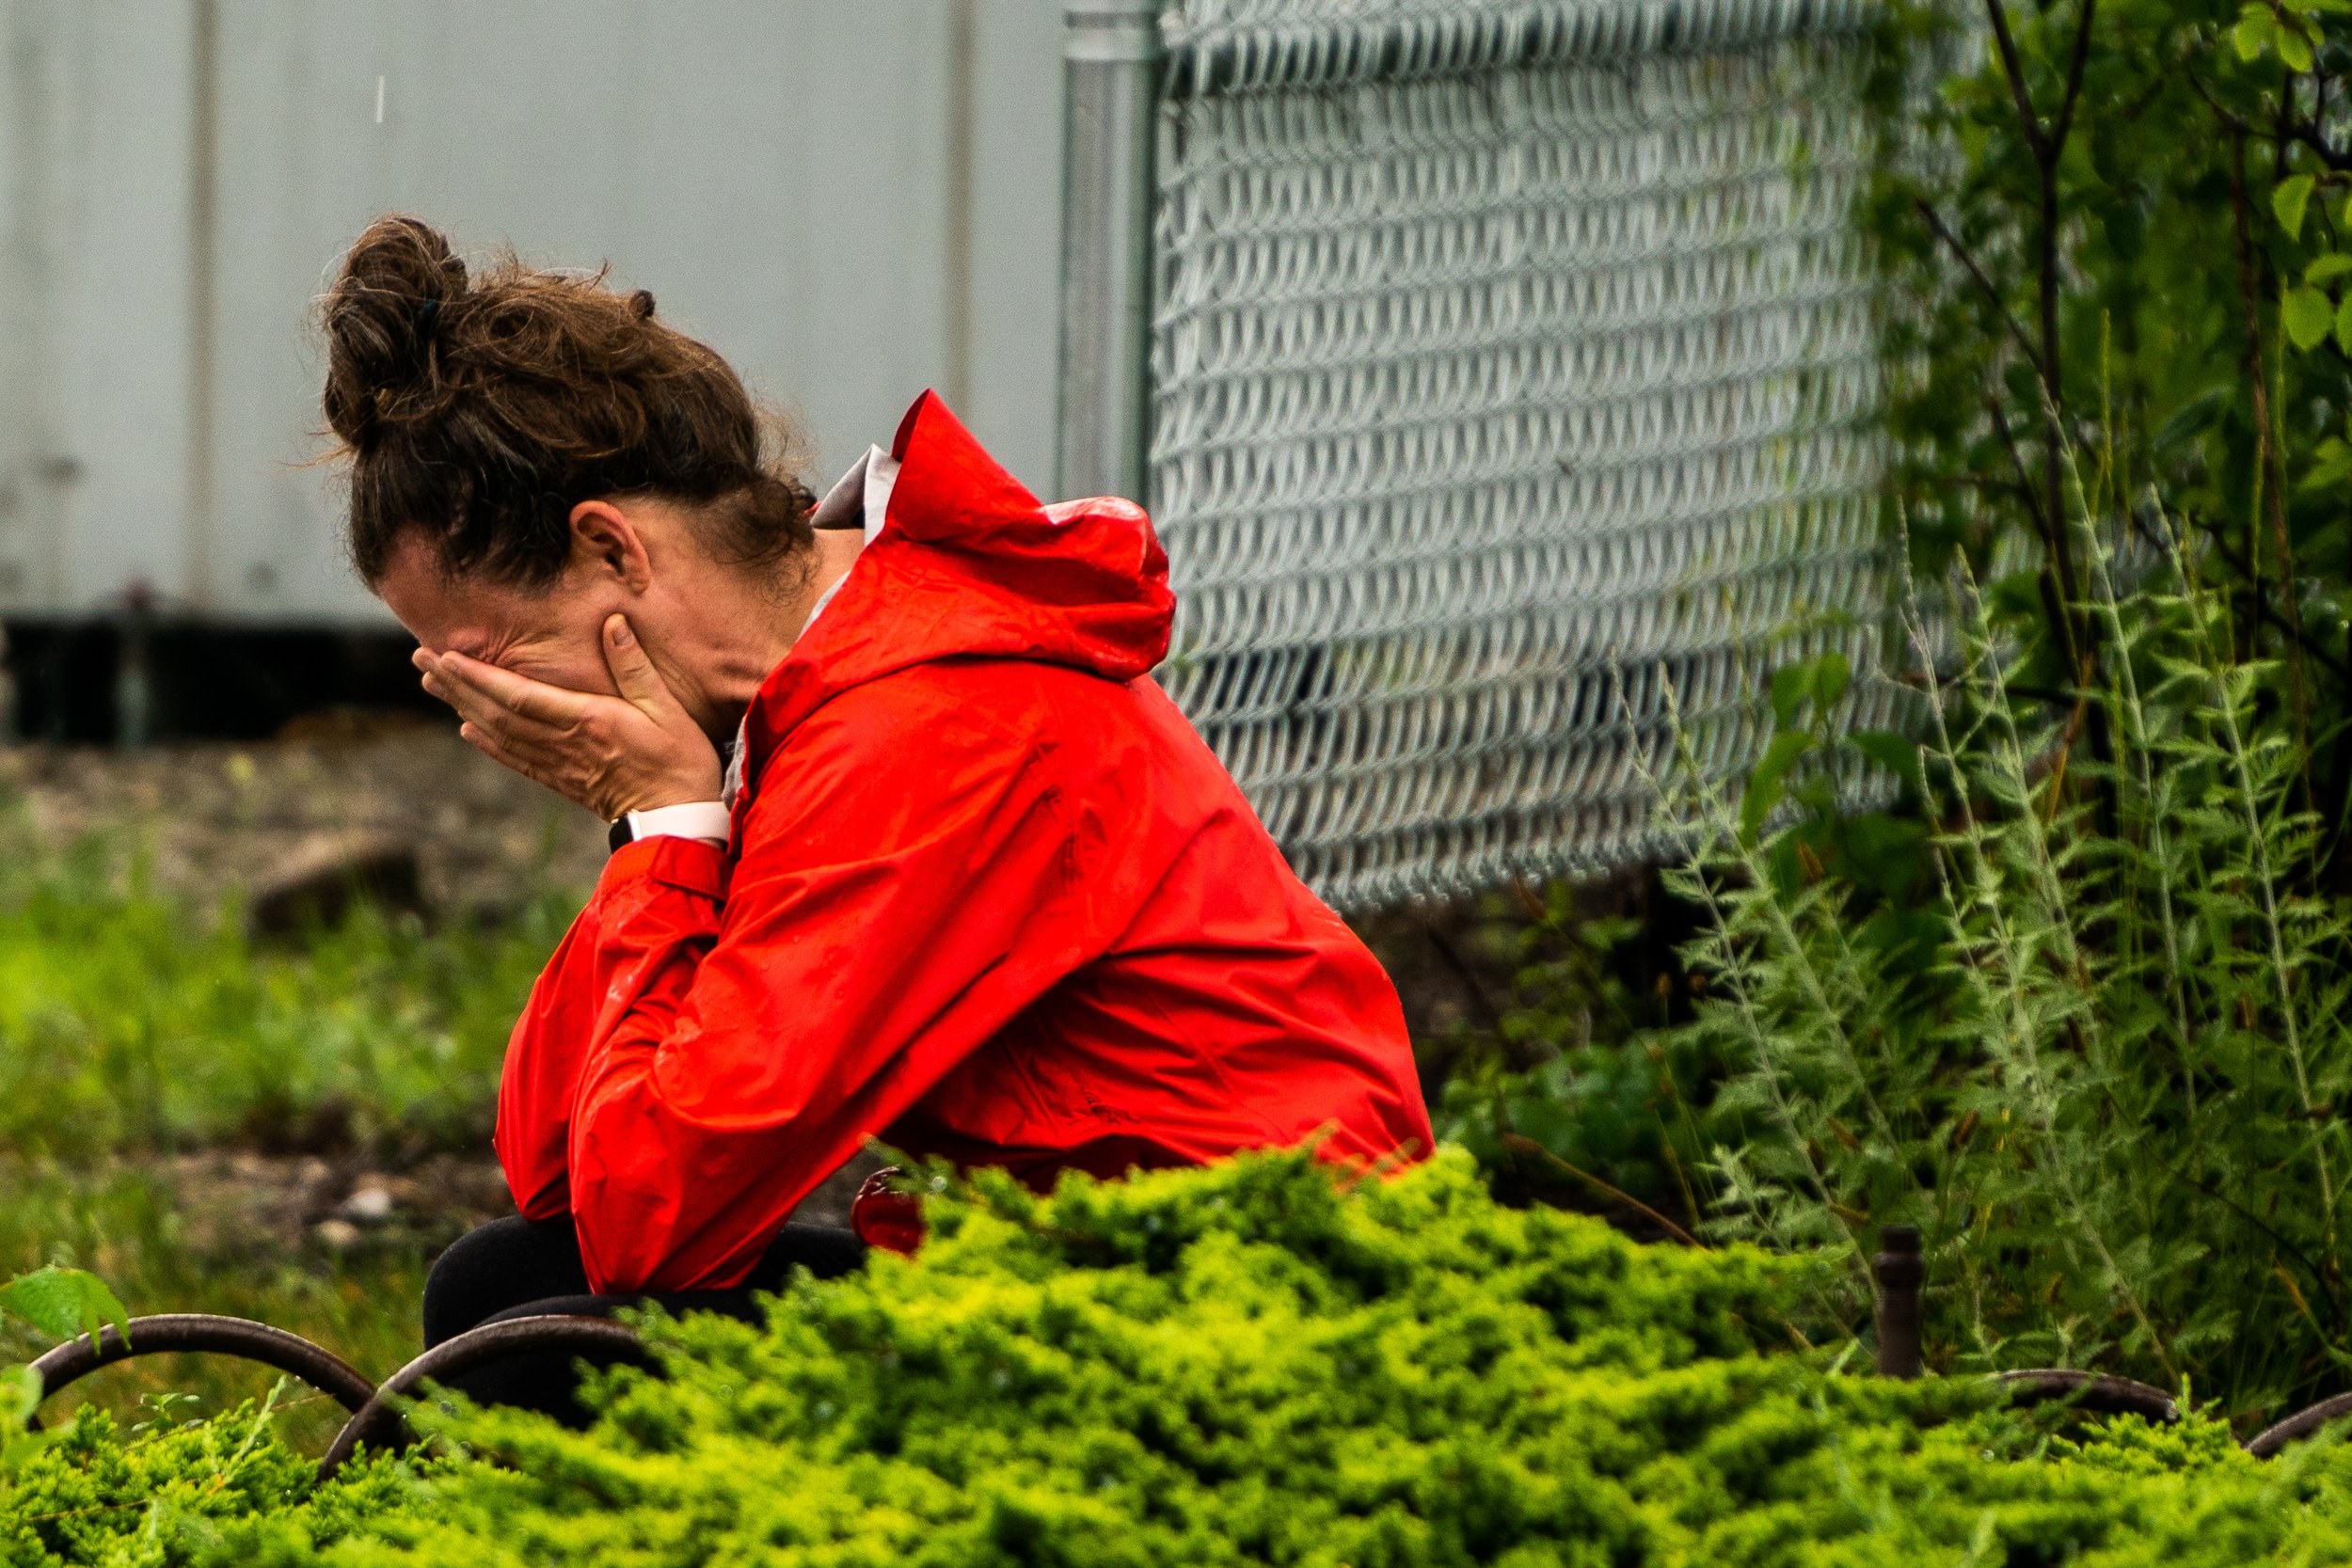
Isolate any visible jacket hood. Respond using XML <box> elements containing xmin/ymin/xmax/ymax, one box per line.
<box><xmin>740</xmin><ymin>391</ymin><xmax>1173</xmax><ymax>764</ymax></box>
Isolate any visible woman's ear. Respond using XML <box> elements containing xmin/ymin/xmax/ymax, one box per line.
<box><xmin>568</xmin><ymin>499</ymin><xmax>653</xmax><ymax>592</ymax></box>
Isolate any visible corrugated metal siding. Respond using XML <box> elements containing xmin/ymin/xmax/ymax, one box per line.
<box><xmin>0</xmin><ymin>0</ymin><xmax>1063</xmax><ymax>625</ymax></box>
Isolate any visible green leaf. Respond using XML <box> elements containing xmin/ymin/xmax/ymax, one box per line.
<box><xmin>0</xmin><ymin>1365</ymin><xmax>35</xmax><ymax>1432</ymax></box>
<box><xmin>1850</xmin><ymin>729</ymin><xmax>1923</xmax><ymax>784</ymax></box>
<box><xmin>0</xmin><ymin>1267</ymin><xmax>129</xmax><ymax>1347</ymax></box>
<box><xmin>2303</xmin><ymin>435</ymin><xmax>2352</xmax><ymax>490</ymax></box>
<box><xmin>2236</xmin><ymin>6</ymin><xmax>2277</xmax><ymax>59</ymax></box>
<box><xmin>2306</xmin><ymin>252</ymin><xmax>2352</xmax><ymax>283</ymax></box>
<box><xmin>2280</xmin><ymin>23</ymin><xmax>2315</xmax><ymax>70</ymax></box>
<box><xmin>2284</xmin><ymin>285</ymin><xmax>2335</xmax><ymax>349</ymax></box>
<box><xmin>1814</xmin><ymin>650</ymin><xmax>1851</xmax><ymax>713</ymax></box>
<box><xmin>2337</xmin><ymin>293</ymin><xmax>2352</xmax><ymax>356</ymax></box>
<box><xmin>0</xmin><ymin>1366</ymin><xmax>54</xmax><ymax>1474</ymax></box>
<box><xmin>1740</xmin><ymin>730</ymin><xmax>1816</xmax><ymax>847</ymax></box>
<box><xmin>2277</xmin><ymin>174</ymin><xmax>2318</xmax><ymax>239</ymax></box>
<box><xmin>1769</xmin><ymin>662</ymin><xmax>1812</xmax><ymax>729</ymax></box>
<box><xmin>1841</xmin><ymin>814</ymin><xmax>1931</xmax><ymax>898</ymax></box>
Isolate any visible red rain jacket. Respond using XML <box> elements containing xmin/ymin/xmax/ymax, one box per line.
<box><xmin>497</xmin><ymin>392</ymin><xmax>1433</xmax><ymax>1292</ymax></box>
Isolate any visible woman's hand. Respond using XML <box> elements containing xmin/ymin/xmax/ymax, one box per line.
<box><xmin>416</xmin><ymin>614</ymin><xmax>724</xmax><ymax>820</ymax></box>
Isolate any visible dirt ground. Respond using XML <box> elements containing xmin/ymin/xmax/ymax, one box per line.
<box><xmin>0</xmin><ymin>717</ymin><xmax>612</xmax><ymax>914</ymax></box>
<box><xmin>148</xmin><ymin>1143</ymin><xmax>884</xmax><ymax>1263</ymax></box>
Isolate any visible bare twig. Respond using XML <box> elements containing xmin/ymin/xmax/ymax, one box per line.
<box><xmin>1421</xmin><ymin>918</ymin><xmax>1507</xmax><ymax>1036</ymax></box>
<box><xmin>1916</xmin><ymin>198</ymin><xmax>2048</xmax><ymax>380</ymax></box>
<box><xmin>1980</xmin><ymin>0</ymin><xmax>2101</xmax><ymax>707</ymax></box>
<box><xmin>1983</xmin><ymin>0</ymin><xmax>2050</xmax><ymax>159</ymax></box>
<box><xmin>2175</xmin><ymin>511</ymin><xmax>2352</xmax><ymax>682</ymax></box>
<box><xmin>2050</xmin><ymin>0</ymin><xmax>2099</xmax><ymax>149</ymax></box>
<box><xmin>1501</xmin><ymin>1133</ymin><xmax>1705</xmax><ymax>1247</ymax></box>
<box><xmin>2288</xmin><ymin>118</ymin><xmax>2352</xmax><ymax>171</ymax></box>
<box><xmin>2187</xmin><ymin>64</ymin><xmax>2352</xmax><ymax>170</ymax></box>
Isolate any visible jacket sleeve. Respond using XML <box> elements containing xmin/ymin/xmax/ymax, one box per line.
<box><xmin>554</xmin><ymin>680</ymin><xmax>1089</xmax><ymax>1292</ymax></box>
<box><xmin>492</xmin><ymin>858</ymin><xmax>727</xmax><ymax>1223</ymax></box>
<box><xmin>496</xmin><ymin>903</ymin><xmax>595</xmax><ymax>1221</ymax></box>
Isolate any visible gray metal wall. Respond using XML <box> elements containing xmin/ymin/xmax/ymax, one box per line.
<box><xmin>0</xmin><ymin>0</ymin><xmax>1064</xmax><ymax>626</ymax></box>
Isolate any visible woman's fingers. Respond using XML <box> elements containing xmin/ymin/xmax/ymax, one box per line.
<box><xmin>432</xmin><ymin>653</ymin><xmax>590</xmax><ymax>728</ymax></box>
<box><xmin>412</xmin><ymin>629</ymin><xmax>722</xmax><ymax>817</ymax></box>
<box><xmin>421</xmin><ymin>666</ymin><xmax>572</xmax><ymax>752</ymax></box>
<box><xmin>601</xmin><ymin>615</ymin><xmax>678</xmax><ymax>719</ymax></box>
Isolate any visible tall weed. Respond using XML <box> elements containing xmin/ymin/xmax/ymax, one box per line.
<box><xmin>1671</xmin><ymin>512</ymin><xmax>2352</xmax><ymax>1422</ymax></box>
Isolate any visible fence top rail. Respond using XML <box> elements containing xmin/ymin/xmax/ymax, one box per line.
<box><xmin>1159</xmin><ymin>0</ymin><xmax>1880</xmax><ymax>97</ymax></box>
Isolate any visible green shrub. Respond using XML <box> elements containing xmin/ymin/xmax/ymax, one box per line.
<box><xmin>0</xmin><ymin>1408</ymin><xmax>412</xmax><ymax>1568</ymax></box>
<box><xmin>3</xmin><ymin>1149</ymin><xmax>2347</xmax><ymax>1567</ymax></box>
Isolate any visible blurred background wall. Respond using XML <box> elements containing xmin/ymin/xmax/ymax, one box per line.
<box><xmin>0</xmin><ymin>0</ymin><xmax>1063</xmax><ymax>731</ymax></box>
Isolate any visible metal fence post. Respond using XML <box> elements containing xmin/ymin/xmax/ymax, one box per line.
<box><xmin>1055</xmin><ymin>0</ymin><xmax>1160</xmax><ymax>504</ymax></box>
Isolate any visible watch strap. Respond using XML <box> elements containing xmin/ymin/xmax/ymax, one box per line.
<box><xmin>608</xmin><ymin>800</ymin><xmax>731</xmax><ymax>854</ymax></box>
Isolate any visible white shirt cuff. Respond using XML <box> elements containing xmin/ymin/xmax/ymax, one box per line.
<box><xmin>622</xmin><ymin>800</ymin><xmax>732</xmax><ymax>846</ymax></box>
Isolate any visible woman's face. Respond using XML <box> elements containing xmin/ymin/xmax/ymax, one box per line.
<box><xmin>372</xmin><ymin>496</ymin><xmax>804</xmax><ymax>743</ymax></box>
<box><xmin>375</xmin><ymin>531</ymin><xmax>630</xmax><ymax>701</ymax></box>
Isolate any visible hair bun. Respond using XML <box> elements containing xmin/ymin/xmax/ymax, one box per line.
<box><xmin>322</xmin><ymin>213</ymin><xmax>817</xmax><ymax>592</ymax></box>
<box><xmin>321</xmin><ymin>214</ymin><xmax>469</xmax><ymax>444</ymax></box>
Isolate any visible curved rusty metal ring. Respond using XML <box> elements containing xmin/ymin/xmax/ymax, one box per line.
<box><xmin>1994</xmin><ymin>1369</ymin><xmax>2180</xmax><ymax>1425</ymax></box>
<box><xmin>24</xmin><ymin>1313</ymin><xmax>379</xmax><ymax>1429</ymax></box>
<box><xmin>317</xmin><ymin>1314</ymin><xmax>654</xmax><ymax>1480</ymax></box>
<box><xmin>2245</xmin><ymin>1392</ymin><xmax>2352</xmax><ymax>1459</ymax></box>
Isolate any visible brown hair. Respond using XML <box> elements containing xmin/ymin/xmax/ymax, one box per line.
<box><xmin>320</xmin><ymin>214</ymin><xmax>816</xmax><ymax>589</ymax></box>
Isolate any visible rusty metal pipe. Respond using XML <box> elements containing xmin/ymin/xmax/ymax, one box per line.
<box><xmin>25</xmin><ymin>1313</ymin><xmax>378</xmax><ymax>1426</ymax></box>
<box><xmin>2245</xmin><ymin>1391</ymin><xmax>2352</xmax><ymax>1458</ymax></box>
<box><xmin>1870</xmin><ymin>1229</ymin><xmax>2182</xmax><ymax>1432</ymax></box>
<box><xmin>1994</xmin><ymin>1369</ymin><xmax>2180</xmax><ymax>1424</ymax></box>
<box><xmin>317</xmin><ymin>1314</ymin><xmax>653</xmax><ymax>1480</ymax></box>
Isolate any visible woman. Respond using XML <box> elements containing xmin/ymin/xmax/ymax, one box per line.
<box><xmin>320</xmin><ymin>215</ymin><xmax>1431</xmax><ymax>1399</ymax></box>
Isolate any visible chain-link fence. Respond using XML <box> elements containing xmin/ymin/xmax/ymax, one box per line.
<box><xmin>1063</xmin><ymin>0</ymin><xmax>1915</xmax><ymax>910</ymax></box>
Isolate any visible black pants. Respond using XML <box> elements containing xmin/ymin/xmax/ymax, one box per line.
<box><xmin>420</xmin><ymin>1215</ymin><xmax>866</xmax><ymax>1421</ymax></box>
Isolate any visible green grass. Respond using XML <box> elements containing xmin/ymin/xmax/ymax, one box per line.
<box><xmin>0</xmin><ymin>826</ymin><xmax>582</xmax><ymax>1451</ymax></box>
<box><xmin>0</xmin><ymin>836</ymin><xmax>574</xmax><ymax>1161</ymax></box>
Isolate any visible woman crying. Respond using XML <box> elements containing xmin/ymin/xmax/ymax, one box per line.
<box><xmin>318</xmin><ymin>214</ymin><xmax>1431</xmax><ymax>1413</ymax></box>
